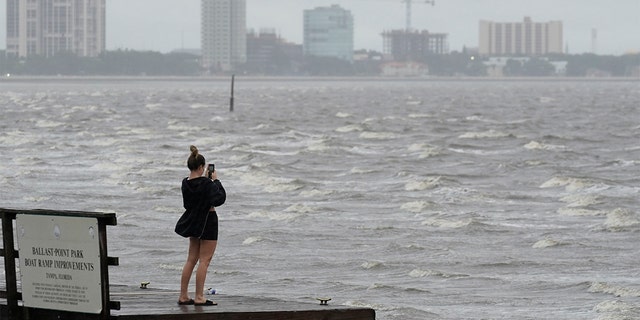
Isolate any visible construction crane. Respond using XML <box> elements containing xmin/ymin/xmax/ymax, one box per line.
<box><xmin>403</xmin><ymin>0</ymin><xmax>435</xmax><ymax>31</ymax></box>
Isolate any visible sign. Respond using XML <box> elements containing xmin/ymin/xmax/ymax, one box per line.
<box><xmin>16</xmin><ymin>214</ymin><xmax>102</xmax><ymax>314</ymax></box>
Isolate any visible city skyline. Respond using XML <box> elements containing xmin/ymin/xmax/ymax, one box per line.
<box><xmin>1</xmin><ymin>0</ymin><xmax>639</xmax><ymax>55</ymax></box>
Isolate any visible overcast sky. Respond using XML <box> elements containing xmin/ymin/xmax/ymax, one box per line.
<box><xmin>1</xmin><ymin>0</ymin><xmax>638</xmax><ymax>55</ymax></box>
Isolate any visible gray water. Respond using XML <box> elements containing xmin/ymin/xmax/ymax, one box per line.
<box><xmin>1</xmin><ymin>78</ymin><xmax>639</xmax><ymax>319</ymax></box>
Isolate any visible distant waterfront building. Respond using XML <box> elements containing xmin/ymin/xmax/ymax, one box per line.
<box><xmin>201</xmin><ymin>0</ymin><xmax>246</xmax><ymax>72</ymax></box>
<box><xmin>382</xmin><ymin>30</ymin><xmax>449</xmax><ymax>61</ymax></box>
<box><xmin>381</xmin><ymin>61</ymin><xmax>428</xmax><ymax>77</ymax></box>
<box><xmin>246</xmin><ymin>29</ymin><xmax>303</xmax><ymax>74</ymax></box>
<box><xmin>483</xmin><ymin>56</ymin><xmax>568</xmax><ymax>77</ymax></box>
<box><xmin>6</xmin><ymin>0</ymin><xmax>106</xmax><ymax>58</ymax></box>
<box><xmin>479</xmin><ymin>17</ymin><xmax>563</xmax><ymax>56</ymax></box>
<box><xmin>303</xmin><ymin>5</ymin><xmax>354</xmax><ymax>62</ymax></box>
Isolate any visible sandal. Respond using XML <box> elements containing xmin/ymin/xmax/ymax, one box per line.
<box><xmin>177</xmin><ymin>299</ymin><xmax>195</xmax><ymax>305</ymax></box>
<box><xmin>194</xmin><ymin>299</ymin><xmax>217</xmax><ymax>306</ymax></box>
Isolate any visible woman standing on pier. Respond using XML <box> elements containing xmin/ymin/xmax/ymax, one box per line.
<box><xmin>175</xmin><ymin>145</ymin><xmax>226</xmax><ymax>306</ymax></box>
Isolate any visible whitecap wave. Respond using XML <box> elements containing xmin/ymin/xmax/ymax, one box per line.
<box><xmin>335</xmin><ymin>124</ymin><xmax>363</xmax><ymax>133</ymax></box>
<box><xmin>539</xmin><ymin>96</ymin><xmax>555</xmax><ymax>103</ymax></box>
<box><xmin>409</xmin><ymin>268</ymin><xmax>467</xmax><ymax>279</ymax></box>
<box><xmin>407</xmin><ymin>143</ymin><xmax>428</xmax><ymax>152</ymax></box>
<box><xmin>23</xmin><ymin>196</ymin><xmax>52</xmax><ymax>202</ymax></box>
<box><xmin>306</xmin><ymin>141</ymin><xmax>329</xmax><ymax>152</ymax></box>
<box><xmin>524</xmin><ymin>140</ymin><xmax>566</xmax><ymax>151</ymax></box>
<box><xmin>249</xmin><ymin>123</ymin><xmax>269</xmax><ymax>131</ymax></box>
<box><xmin>589</xmin><ymin>282</ymin><xmax>640</xmax><ymax>297</ymax></box>
<box><xmin>348</xmin><ymin>167</ymin><xmax>377</xmax><ymax>174</ymax></box>
<box><xmin>242</xmin><ymin>236</ymin><xmax>264</xmax><ymax>245</ymax></box>
<box><xmin>89</xmin><ymin>137</ymin><xmax>119</xmax><ymax>147</ymax></box>
<box><xmin>35</xmin><ymin>120</ymin><xmax>64</xmax><ymax>128</ymax></box>
<box><xmin>532</xmin><ymin>238</ymin><xmax>561</xmax><ymax>249</ymax></box>
<box><xmin>361</xmin><ymin>261</ymin><xmax>384</xmax><ymax>270</ymax></box>
<box><xmin>560</xmin><ymin>194</ymin><xmax>602</xmax><ymax>207</ymax></box>
<box><xmin>167</xmin><ymin>123</ymin><xmax>206</xmax><ymax>132</ymax></box>
<box><xmin>465</xmin><ymin>115</ymin><xmax>487</xmax><ymax>121</ymax></box>
<box><xmin>408</xmin><ymin>269</ymin><xmax>432</xmax><ymax>278</ymax></box>
<box><xmin>557</xmin><ymin>207</ymin><xmax>605</xmax><ymax>216</ymax></box>
<box><xmin>367</xmin><ymin>283</ymin><xmax>393</xmax><ymax>290</ymax></box>
<box><xmin>264</xmin><ymin>183</ymin><xmax>302</xmax><ymax>193</ymax></box>
<box><xmin>158</xmin><ymin>263</ymin><xmax>183</xmax><ymax>271</ymax></box>
<box><xmin>0</xmin><ymin>131</ymin><xmax>34</xmax><ymax>147</ymax></box>
<box><xmin>248</xmin><ymin>210</ymin><xmax>301</xmax><ymax>221</ymax></box>
<box><xmin>408</xmin><ymin>113</ymin><xmax>432</xmax><ymax>118</ymax></box>
<box><xmin>604</xmin><ymin>208</ymin><xmax>639</xmax><ymax>231</ymax></box>
<box><xmin>284</xmin><ymin>204</ymin><xmax>315</xmax><ymax>214</ymax></box>
<box><xmin>400</xmin><ymin>201</ymin><xmax>431</xmax><ymax>213</ymax></box>
<box><xmin>405</xmin><ymin>176</ymin><xmax>441</xmax><ymax>191</ymax></box>
<box><xmin>189</xmin><ymin>103</ymin><xmax>213</xmax><ymax>109</ymax></box>
<box><xmin>408</xmin><ymin>143</ymin><xmax>442</xmax><ymax>158</ymax></box>
<box><xmin>145</xmin><ymin>103</ymin><xmax>162</xmax><ymax>109</ymax></box>
<box><xmin>359</xmin><ymin>131</ymin><xmax>396</xmax><ymax>140</ymax></box>
<box><xmin>593</xmin><ymin>300</ymin><xmax>633</xmax><ymax>314</ymax></box>
<box><xmin>13</xmin><ymin>156</ymin><xmax>45</xmax><ymax>165</ymax></box>
<box><xmin>458</xmin><ymin>130</ymin><xmax>511</xmax><ymax>139</ymax></box>
<box><xmin>238</xmin><ymin>171</ymin><xmax>302</xmax><ymax>193</ymax></box>
<box><xmin>117</xmin><ymin>127</ymin><xmax>152</xmax><ymax>136</ymax></box>
<box><xmin>299</xmin><ymin>189</ymin><xmax>333</xmax><ymax>198</ymax></box>
<box><xmin>421</xmin><ymin>217</ymin><xmax>473</xmax><ymax>229</ymax></box>
<box><xmin>540</xmin><ymin>176</ymin><xmax>595</xmax><ymax>191</ymax></box>
<box><xmin>152</xmin><ymin>206</ymin><xmax>181</xmax><ymax>213</ymax></box>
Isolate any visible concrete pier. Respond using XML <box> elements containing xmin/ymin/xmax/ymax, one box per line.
<box><xmin>1</xmin><ymin>284</ymin><xmax>375</xmax><ymax>320</ymax></box>
<box><xmin>0</xmin><ymin>209</ymin><xmax>375</xmax><ymax>320</ymax></box>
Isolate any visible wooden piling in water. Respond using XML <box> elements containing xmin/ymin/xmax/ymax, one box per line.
<box><xmin>229</xmin><ymin>74</ymin><xmax>235</xmax><ymax>112</ymax></box>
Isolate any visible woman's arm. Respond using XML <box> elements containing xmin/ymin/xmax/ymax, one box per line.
<box><xmin>209</xmin><ymin>180</ymin><xmax>226</xmax><ymax>208</ymax></box>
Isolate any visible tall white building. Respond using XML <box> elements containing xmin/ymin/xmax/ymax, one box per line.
<box><xmin>303</xmin><ymin>5</ymin><xmax>354</xmax><ymax>62</ymax></box>
<box><xmin>201</xmin><ymin>0</ymin><xmax>246</xmax><ymax>72</ymax></box>
<box><xmin>479</xmin><ymin>17</ymin><xmax>563</xmax><ymax>56</ymax></box>
<box><xmin>6</xmin><ymin>0</ymin><xmax>106</xmax><ymax>58</ymax></box>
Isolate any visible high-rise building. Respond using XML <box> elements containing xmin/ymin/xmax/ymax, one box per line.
<box><xmin>382</xmin><ymin>30</ymin><xmax>449</xmax><ymax>61</ymax></box>
<box><xmin>201</xmin><ymin>0</ymin><xmax>246</xmax><ymax>72</ymax></box>
<box><xmin>6</xmin><ymin>0</ymin><xmax>106</xmax><ymax>58</ymax></box>
<box><xmin>479</xmin><ymin>17</ymin><xmax>563</xmax><ymax>56</ymax></box>
<box><xmin>303</xmin><ymin>5</ymin><xmax>354</xmax><ymax>62</ymax></box>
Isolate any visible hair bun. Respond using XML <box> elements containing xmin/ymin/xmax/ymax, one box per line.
<box><xmin>190</xmin><ymin>145</ymin><xmax>199</xmax><ymax>156</ymax></box>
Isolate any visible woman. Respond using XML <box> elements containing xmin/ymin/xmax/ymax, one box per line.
<box><xmin>175</xmin><ymin>145</ymin><xmax>226</xmax><ymax>306</ymax></box>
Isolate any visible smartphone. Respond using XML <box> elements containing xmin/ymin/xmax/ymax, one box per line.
<box><xmin>207</xmin><ymin>164</ymin><xmax>215</xmax><ymax>179</ymax></box>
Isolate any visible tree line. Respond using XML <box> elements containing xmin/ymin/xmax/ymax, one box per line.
<box><xmin>1</xmin><ymin>49</ymin><xmax>638</xmax><ymax>77</ymax></box>
<box><xmin>0</xmin><ymin>50</ymin><xmax>201</xmax><ymax>76</ymax></box>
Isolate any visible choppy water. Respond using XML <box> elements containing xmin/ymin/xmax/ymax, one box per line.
<box><xmin>1</xmin><ymin>78</ymin><xmax>639</xmax><ymax>319</ymax></box>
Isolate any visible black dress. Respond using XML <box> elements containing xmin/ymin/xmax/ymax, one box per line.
<box><xmin>175</xmin><ymin>177</ymin><xmax>226</xmax><ymax>240</ymax></box>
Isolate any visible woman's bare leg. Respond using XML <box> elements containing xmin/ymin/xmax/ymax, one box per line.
<box><xmin>194</xmin><ymin>240</ymin><xmax>217</xmax><ymax>303</ymax></box>
<box><xmin>179</xmin><ymin>237</ymin><xmax>200</xmax><ymax>302</ymax></box>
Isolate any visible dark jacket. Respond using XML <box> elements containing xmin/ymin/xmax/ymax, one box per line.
<box><xmin>175</xmin><ymin>177</ymin><xmax>226</xmax><ymax>238</ymax></box>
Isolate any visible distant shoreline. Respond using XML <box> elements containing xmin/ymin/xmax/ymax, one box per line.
<box><xmin>1</xmin><ymin>75</ymin><xmax>639</xmax><ymax>83</ymax></box>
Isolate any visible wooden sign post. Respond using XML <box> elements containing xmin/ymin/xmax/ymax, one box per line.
<box><xmin>0</xmin><ymin>209</ymin><xmax>118</xmax><ymax>320</ymax></box>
